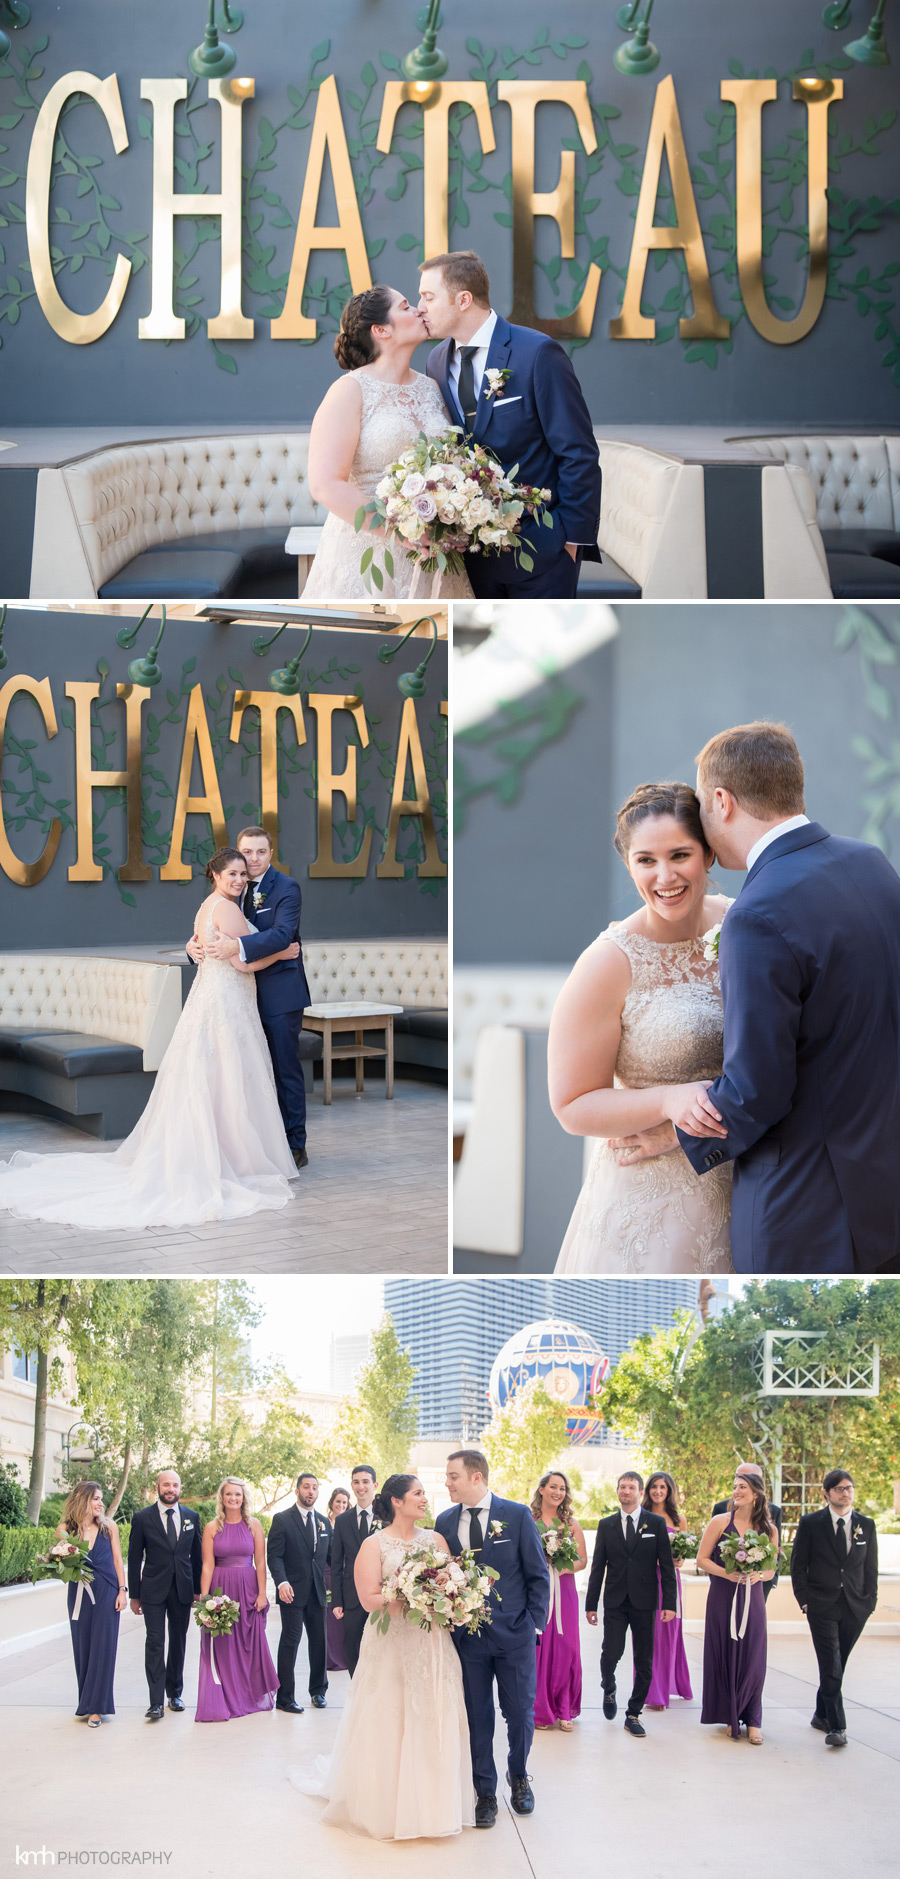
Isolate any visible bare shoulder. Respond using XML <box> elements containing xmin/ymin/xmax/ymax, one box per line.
<box><xmin>558</xmin><ymin>931</ymin><xmax>632</xmax><ymax>1011</ymax></box>
<box><xmin>432</xmin><ymin>1529</ymin><xmax>451</xmax><ymax>1556</ymax></box>
<box><xmin>210</xmin><ymin>897</ymin><xmax>246</xmax><ymax>935</ymax></box>
<box><xmin>322</xmin><ymin>373</ymin><xmax>364</xmax><ymax>413</ymax></box>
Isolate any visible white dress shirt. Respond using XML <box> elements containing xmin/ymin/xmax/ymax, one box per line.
<box><xmin>355</xmin><ymin>1505</ymin><xmax>372</xmax><ymax>1538</ymax></box>
<box><xmin>157</xmin><ymin>1498</ymin><xmax>180</xmax><ymax>1539</ymax></box>
<box><xmin>457</xmin><ymin>1492</ymin><xmax>493</xmax><ymax>1548</ymax></box>
<box><xmin>830</xmin><ymin>1505</ymin><xmax>854</xmax><ymax>1547</ymax></box>
<box><xmin>448</xmin><ymin>310</ymin><xmax>497</xmax><ymax>411</ymax></box>
<box><xmin>745</xmin><ymin>815</ymin><xmax>810</xmax><ymax>873</ymax></box>
<box><xmin>619</xmin><ymin>1505</ymin><xmax>641</xmax><ymax>1542</ymax></box>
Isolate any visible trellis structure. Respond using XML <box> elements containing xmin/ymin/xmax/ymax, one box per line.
<box><xmin>744</xmin><ymin>1332</ymin><xmax>880</xmax><ymax>1536</ymax></box>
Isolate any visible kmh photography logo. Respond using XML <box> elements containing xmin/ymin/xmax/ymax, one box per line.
<box><xmin>14</xmin><ymin>1854</ymin><xmax>173</xmax><ymax>1868</ymax></box>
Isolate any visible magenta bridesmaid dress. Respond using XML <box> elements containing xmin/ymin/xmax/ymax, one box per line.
<box><xmin>195</xmin><ymin>1519</ymin><xmax>278</xmax><ymax>1722</ymax></box>
<box><xmin>646</xmin><ymin>1526</ymin><xmax>693</xmax><ymax>1706</ymax></box>
<box><xmin>534</xmin><ymin>1520</ymin><xmax>582</xmax><ymax>1726</ymax></box>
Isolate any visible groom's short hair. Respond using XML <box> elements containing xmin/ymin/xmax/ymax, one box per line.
<box><xmin>419</xmin><ymin>251</ymin><xmax>490</xmax><ymax>307</ymax></box>
<box><xmin>448</xmin><ymin>1448</ymin><xmax>489</xmax><ymax>1481</ymax></box>
<box><xmin>237</xmin><ymin>825</ymin><xmax>272</xmax><ymax>847</ymax></box>
<box><xmin>696</xmin><ymin>722</ymin><xmax>805</xmax><ymax>818</ymax></box>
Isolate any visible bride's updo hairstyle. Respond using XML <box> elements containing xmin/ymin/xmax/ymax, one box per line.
<box><xmin>372</xmin><ymin>1474</ymin><xmax>419</xmax><ymax>1525</ymax></box>
<box><xmin>334</xmin><ymin>284</ymin><xmax>395</xmax><ymax>370</ymax></box>
<box><xmin>613</xmin><ymin>782</ymin><xmax>711</xmax><ymax>865</ymax></box>
<box><xmin>205</xmin><ymin>846</ymin><xmax>245</xmax><ymax>885</ymax></box>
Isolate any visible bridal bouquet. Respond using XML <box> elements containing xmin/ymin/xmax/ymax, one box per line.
<box><xmin>539</xmin><ymin>1524</ymin><xmax>581</xmax><ymax>1572</ymax></box>
<box><xmin>370</xmin><ymin>1544</ymin><xmax>499</xmax><ymax>1637</ymax></box>
<box><xmin>32</xmin><ymin>1537</ymin><xmax>95</xmax><ymax>1591</ymax></box>
<box><xmin>355</xmin><ymin>427</ymin><xmax>552</xmax><ymax>591</ymax></box>
<box><xmin>669</xmin><ymin>1531</ymin><xmax>700</xmax><ymax>1562</ymax></box>
<box><xmin>719</xmin><ymin>1530</ymin><xmax>780</xmax><ymax>1576</ymax></box>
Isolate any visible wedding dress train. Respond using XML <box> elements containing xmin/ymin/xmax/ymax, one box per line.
<box><xmin>0</xmin><ymin>904</ymin><xmax>296</xmax><ymax>1230</ymax></box>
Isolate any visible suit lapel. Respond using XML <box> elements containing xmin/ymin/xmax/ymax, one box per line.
<box><xmin>473</xmin><ymin>317</ymin><xmax>513</xmax><ymax>447</ymax></box>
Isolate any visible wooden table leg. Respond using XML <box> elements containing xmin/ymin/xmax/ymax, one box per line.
<box><xmin>297</xmin><ymin>555</ymin><xmax>312</xmax><ymax>597</ymax></box>
<box><xmin>356</xmin><ymin>1027</ymin><xmax>364</xmax><ymax>1094</ymax></box>
<box><xmin>323</xmin><ymin>1021</ymin><xmax>333</xmax><ymax>1105</ymax></box>
<box><xmin>386</xmin><ymin>1017</ymin><xmax>394</xmax><ymax>1099</ymax></box>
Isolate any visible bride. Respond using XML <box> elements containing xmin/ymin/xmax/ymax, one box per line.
<box><xmin>302</xmin><ymin>283</ymin><xmax>473</xmax><ymax>600</ymax></box>
<box><xmin>0</xmin><ymin>847</ymin><xmax>300</xmax><ymax>1230</ymax></box>
<box><xmin>550</xmin><ymin>782</ymin><xmax>734</xmax><ymax>1275</ymax></box>
<box><xmin>289</xmin><ymin>1474</ymin><xmax>473</xmax><ymax>1840</ymax></box>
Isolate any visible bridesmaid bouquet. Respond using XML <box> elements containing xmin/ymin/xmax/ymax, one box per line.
<box><xmin>540</xmin><ymin>1524</ymin><xmax>581</xmax><ymax>1572</ymax></box>
<box><xmin>370</xmin><ymin>1544</ymin><xmax>499</xmax><ymax>1637</ymax></box>
<box><xmin>669</xmin><ymin>1532</ymin><xmax>700</xmax><ymax>1562</ymax></box>
<box><xmin>719</xmin><ymin>1530</ymin><xmax>780</xmax><ymax>1576</ymax></box>
<box><xmin>355</xmin><ymin>428</ymin><xmax>552</xmax><ymax>591</ymax></box>
<box><xmin>194</xmin><ymin>1589</ymin><xmax>241</xmax><ymax>1637</ymax></box>
<box><xmin>32</xmin><ymin>1537</ymin><xmax>95</xmax><ymax>1590</ymax></box>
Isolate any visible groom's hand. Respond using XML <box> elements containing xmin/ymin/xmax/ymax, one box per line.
<box><xmin>205</xmin><ymin>932</ymin><xmax>239</xmax><ymax>961</ymax></box>
<box><xmin>661</xmin><ymin>1083</ymin><xmax>727</xmax><ymax>1138</ymax></box>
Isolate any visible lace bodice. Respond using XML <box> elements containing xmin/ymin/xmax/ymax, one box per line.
<box><xmin>602</xmin><ymin>921</ymin><xmax>728</xmax><ymax>1089</ymax></box>
<box><xmin>378</xmin><ymin>1527</ymin><xmax>433</xmax><ymax>1580</ymax></box>
<box><xmin>349</xmin><ymin>371</ymin><xmax>453</xmax><ymax>499</ymax></box>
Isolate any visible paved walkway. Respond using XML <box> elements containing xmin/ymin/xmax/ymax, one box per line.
<box><xmin>0</xmin><ymin>1081</ymin><xmax>447</xmax><ymax>1273</ymax></box>
<box><xmin>1</xmin><ymin>1606</ymin><xmax>896</xmax><ymax>1876</ymax></box>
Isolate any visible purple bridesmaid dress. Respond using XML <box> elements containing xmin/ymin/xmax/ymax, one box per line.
<box><xmin>195</xmin><ymin>1519</ymin><xmax>278</xmax><ymax>1722</ymax></box>
<box><xmin>700</xmin><ymin>1520</ymin><xmax>767</xmax><ymax>1735</ymax></box>
<box><xmin>646</xmin><ymin>1528</ymin><xmax>693</xmax><ymax>1706</ymax></box>
<box><xmin>325</xmin><ymin>1560</ymin><xmax>348</xmax><ymax>1673</ymax></box>
<box><xmin>534</xmin><ymin>1520</ymin><xmax>582</xmax><ymax>1726</ymax></box>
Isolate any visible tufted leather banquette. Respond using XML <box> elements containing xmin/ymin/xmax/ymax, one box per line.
<box><xmin>304</xmin><ymin>939</ymin><xmax>448</xmax><ymax>1077</ymax></box>
<box><xmin>731</xmin><ymin>435</ymin><xmax>900</xmax><ymax>597</ymax></box>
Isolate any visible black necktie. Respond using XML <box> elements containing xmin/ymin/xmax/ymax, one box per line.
<box><xmin>469</xmin><ymin>1507</ymin><xmax>484</xmax><ymax>1554</ymax></box>
<box><xmin>837</xmin><ymin>1517</ymin><xmax>847</xmax><ymax>1556</ymax></box>
<box><xmin>625</xmin><ymin>1514</ymin><xmax>636</xmax><ymax>1553</ymax></box>
<box><xmin>244</xmin><ymin>882</ymin><xmax>255</xmax><ymax>921</ymax></box>
<box><xmin>302</xmin><ymin>1513</ymin><xmax>314</xmax><ymax>1551</ymax></box>
<box><xmin>456</xmin><ymin>345</ymin><xmax>478</xmax><ymax>433</ymax></box>
<box><xmin>358</xmin><ymin>1510</ymin><xmax>368</xmax><ymax>1537</ymax></box>
<box><xmin>166</xmin><ymin>1507</ymin><xmax>177</xmax><ymax>1550</ymax></box>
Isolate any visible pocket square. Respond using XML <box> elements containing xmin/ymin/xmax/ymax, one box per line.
<box><xmin>491</xmin><ymin>395</ymin><xmax>523</xmax><ymax>407</ymax></box>
<box><xmin>491</xmin><ymin>1539</ymin><xmax>511</xmax><ymax>1546</ymax></box>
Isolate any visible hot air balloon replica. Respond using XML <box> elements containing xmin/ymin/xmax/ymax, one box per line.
<box><xmin>488</xmin><ymin>1320</ymin><xmax>611</xmax><ymax>1446</ymax></box>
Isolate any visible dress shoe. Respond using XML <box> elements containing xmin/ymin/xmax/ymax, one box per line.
<box><xmin>602</xmin><ymin>1690</ymin><xmax>617</xmax><ymax>1720</ymax></box>
<box><xmin>311</xmin><ymin>1693</ymin><xmax>327</xmax><ymax>1709</ymax></box>
<box><xmin>624</xmin><ymin>1715</ymin><xmax>646</xmax><ymax>1738</ymax></box>
<box><xmin>292</xmin><ymin>1147</ymin><xmax>309</xmax><ymax>1170</ymax></box>
<box><xmin>811</xmin><ymin>1715</ymin><xmax>830</xmax><ymax>1733</ymax></box>
<box><xmin>507</xmin><ymin>1774</ymin><xmax>534</xmax><ymax>1815</ymax></box>
<box><xmin>145</xmin><ymin>1705</ymin><xmax>164</xmax><ymax>1722</ymax></box>
<box><xmin>167</xmin><ymin>1696</ymin><xmax>185</xmax><ymax>1712</ymax></box>
<box><xmin>474</xmin><ymin>1795</ymin><xmax>498</xmax><ymax>1829</ymax></box>
<box><xmin>276</xmin><ymin>1699</ymin><xmax>304</xmax><ymax>1714</ymax></box>
<box><xmin>825</xmin><ymin>1730</ymin><xmax>848</xmax><ymax>1747</ymax></box>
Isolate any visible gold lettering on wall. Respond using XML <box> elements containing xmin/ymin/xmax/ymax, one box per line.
<box><xmin>377</xmin><ymin>698</ymin><xmax>446</xmax><ymax>880</ymax></box>
<box><xmin>307</xmin><ymin>693</ymin><xmax>372</xmax><ymax>879</ymax></box>
<box><xmin>229</xmin><ymin>690</ymin><xmax>307</xmax><ymax>872</ymax></box>
<box><xmin>271</xmin><ymin>74</ymin><xmax>371</xmax><ymax>341</ymax></box>
<box><xmin>377</xmin><ymin>83</ymin><xmax>496</xmax><ymax>258</ymax></box>
<box><xmin>26</xmin><ymin>73</ymin><xmax>132</xmax><ymax>344</ymax></box>
<box><xmin>66</xmin><ymin>681</ymin><xmax>151</xmax><ymax>883</ymax></box>
<box><xmin>160</xmin><ymin>684</ymin><xmax>227</xmax><ymax>881</ymax></box>
<box><xmin>610</xmin><ymin>74</ymin><xmax>729</xmax><ymax>341</ymax></box>
<box><xmin>722</xmin><ymin>77</ymin><xmax>841</xmax><ymax>345</ymax></box>
<box><xmin>497</xmin><ymin>81</ymin><xmax>601</xmax><ymax>339</ymax></box>
<box><xmin>139</xmin><ymin>77</ymin><xmax>254</xmax><ymax>341</ymax></box>
<box><xmin>0</xmin><ymin>675</ymin><xmax>62</xmax><ymax>886</ymax></box>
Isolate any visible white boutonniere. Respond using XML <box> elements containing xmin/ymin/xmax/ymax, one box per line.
<box><xmin>489</xmin><ymin>1520</ymin><xmax>506</xmax><ymax>1539</ymax></box>
<box><xmin>484</xmin><ymin>368</ymin><xmax>511</xmax><ymax>400</ymax></box>
<box><xmin>182</xmin><ymin>1522</ymin><xmax>193</xmax><ymax>1532</ymax></box>
<box><xmin>702</xmin><ymin>922</ymin><xmax>722</xmax><ymax>962</ymax></box>
<box><xmin>252</xmin><ymin>886</ymin><xmax>267</xmax><ymax>909</ymax></box>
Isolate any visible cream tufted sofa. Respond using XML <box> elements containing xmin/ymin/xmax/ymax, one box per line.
<box><xmin>587</xmin><ymin>440</ymin><xmax>708</xmax><ymax>599</ymax></box>
<box><xmin>730</xmin><ymin>434</ymin><xmax>900</xmax><ymax>598</ymax></box>
<box><xmin>29</xmin><ymin>431</ymin><xmax>324</xmax><ymax>600</ymax></box>
<box><xmin>0</xmin><ymin>954</ymin><xmax>183</xmax><ymax>1137</ymax></box>
<box><xmin>302</xmin><ymin>938</ymin><xmax>448</xmax><ymax>1079</ymax></box>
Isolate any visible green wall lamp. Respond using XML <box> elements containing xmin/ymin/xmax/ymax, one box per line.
<box><xmin>251</xmin><ymin>621</ymin><xmax>289</xmax><ymax>657</ymax></box>
<box><xmin>401</xmin><ymin>2</ymin><xmax>449</xmax><ymax>84</ymax></box>
<box><xmin>0</xmin><ymin>1</ymin><xmax>30</xmax><ymax>35</ymax></box>
<box><xmin>189</xmin><ymin>0</ymin><xmax>243</xmax><ymax>80</ymax></box>
<box><xmin>378</xmin><ymin>615</ymin><xmax>440</xmax><ymax>698</ymax></box>
<box><xmin>615</xmin><ymin>2</ymin><xmax>641</xmax><ymax>27</ymax></box>
<box><xmin>0</xmin><ymin>604</ymin><xmax>8</xmax><ymax>673</ymax></box>
<box><xmin>822</xmin><ymin>0</ymin><xmax>853</xmax><ymax>26</ymax></box>
<box><xmin>0</xmin><ymin>24</ymin><xmax>9</xmax><ymax>60</ymax></box>
<box><xmin>116</xmin><ymin>604</ymin><xmax>168</xmax><ymax>687</ymax></box>
<box><xmin>614</xmin><ymin>0</ymin><xmax>661</xmax><ymax>75</ymax></box>
<box><xmin>845</xmin><ymin>0</ymin><xmax>891</xmax><ymax>60</ymax></box>
<box><xmin>268</xmin><ymin>624</ymin><xmax>315</xmax><ymax>694</ymax></box>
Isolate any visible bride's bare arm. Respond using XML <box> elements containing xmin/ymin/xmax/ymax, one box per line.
<box><xmin>205</xmin><ymin>898</ymin><xmax>299</xmax><ymax>973</ymax></box>
<box><xmin>234</xmin><ymin>942</ymin><xmax>300</xmax><ymax>974</ymax></box>
<box><xmin>548</xmin><ymin>941</ymin><xmax>675</xmax><ymax>1139</ymax></box>
<box><xmin>354</xmin><ymin>1532</ymin><xmax>393</xmax><ymax>1613</ymax></box>
<box><xmin>307</xmin><ymin>378</ymin><xmax>377</xmax><ymax>528</ymax></box>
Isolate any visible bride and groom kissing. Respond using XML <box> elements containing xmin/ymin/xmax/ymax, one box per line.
<box><xmin>302</xmin><ymin>248</ymin><xmax>602</xmax><ymax>602</ymax></box>
<box><xmin>551</xmin><ymin>720</ymin><xmax>900</xmax><ymax>1275</ymax></box>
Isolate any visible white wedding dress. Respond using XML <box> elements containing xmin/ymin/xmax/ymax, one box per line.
<box><xmin>289</xmin><ymin>1529</ymin><xmax>474</xmax><ymax>1840</ymax></box>
<box><xmin>302</xmin><ymin>368</ymin><xmax>473</xmax><ymax>600</ymax></box>
<box><xmin>0</xmin><ymin>900</ymin><xmax>296</xmax><ymax>1230</ymax></box>
<box><xmin>555</xmin><ymin>921</ymin><xmax>734</xmax><ymax>1275</ymax></box>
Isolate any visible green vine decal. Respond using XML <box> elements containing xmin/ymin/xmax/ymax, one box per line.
<box><xmin>838</xmin><ymin>606</ymin><xmax>900</xmax><ymax>853</ymax></box>
<box><xmin>454</xmin><ymin>676</ymin><xmax>584</xmax><ymax>836</ymax></box>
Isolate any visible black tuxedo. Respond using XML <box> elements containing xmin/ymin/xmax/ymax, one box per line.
<box><xmin>790</xmin><ymin>1507</ymin><xmax>878</xmax><ymax>1732</ymax></box>
<box><xmin>330</xmin><ymin>1504</ymin><xmax>380</xmax><ymax>1676</ymax></box>
<box><xmin>267</xmin><ymin>1503</ymin><xmax>330</xmax><ymax>1701</ymax></box>
<box><xmin>127</xmin><ymin>1502</ymin><xmax>203</xmax><ymax>1708</ymax></box>
<box><xmin>585</xmin><ymin>1509</ymin><xmax>676</xmax><ymax>1717</ymax></box>
<box><xmin>713</xmin><ymin>1499</ymin><xmax>782</xmax><ymax>1601</ymax></box>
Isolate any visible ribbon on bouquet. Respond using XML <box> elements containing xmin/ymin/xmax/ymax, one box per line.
<box><xmin>71</xmin><ymin>1580</ymin><xmax>96</xmax><ymax>1622</ymax></box>
<box><xmin>209</xmin><ymin>1630</ymin><xmax>222</xmax><ymax>1686</ymax></box>
<box><xmin>548</xmin><ymin>1565</ymin><xmax>565</xmax><ymax>1636</ymax></box>
<box><xmin>729</xmin><ymin>1577</ymin><xmax>752</xmax><ymax>1642</ymax></box>
<box><xmin>408</xmin><ymin>564</ymin><xmax>444</xmax><ymax>601</ymax></box>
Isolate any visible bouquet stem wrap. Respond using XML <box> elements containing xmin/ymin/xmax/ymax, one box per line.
<box><xmin>730</xmin><ymin>1579</ymin><xmax>751</xmax><ymax>1642</ymax></box>
<box><xmin>549</xmin><ymin>1566</ymin><xmax>565</xmax><ymax>1635</ymax></box>
<box><xmin>71</xmin><ymin>1580</ymin><xmax>96</xmax><ymax>1623</ymax></box>
<box><xmin>210</xmin><ymin>1632</ymin><xmax>221</xmax><ymax>1687</ymax></box>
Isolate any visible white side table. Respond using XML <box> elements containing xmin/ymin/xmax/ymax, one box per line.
<box><xmin>302</xmin><ymin>1001</ymin><xmax>404</xmax><ymax>1102</ymax></box>
<box><xmin>286</xmin><ymin>525</ymin><xmax>325</xmax><ymax>595</ymax></box>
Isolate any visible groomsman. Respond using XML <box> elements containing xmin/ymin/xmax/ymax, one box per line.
<box><xmin>267</xmin><ymin>1473</ymin><xmax>330</xmax><ymax>1713</ymax></box>
<box><xmin>585</xmin><ymin>1471</ymin><xmax>677</xmax><ymax>1737</ymax></box>
<box><xmin>791</xmin><ymin>1469</ymin><xmax>878</xmax><ymax>1747</ymax></box>
<box><xmin>712</xmin><ymin>1460</ymin><xmax>782</xmax><ymax>1603</ymax></box>
<box><xmin>127</xmin><ymin>1470</ymin><xmax>202</xmax><ymax>1721</ymax></box>
<box><xmin>330</xmin><ymin>1464</ymin><xmax>379</xmax><ymax>1676</ymax></box>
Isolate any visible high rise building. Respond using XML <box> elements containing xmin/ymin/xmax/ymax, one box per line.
<box><xmin>330</xmin><ymin>1331</ymin><xmax>372</xmax><ymax>1397</ymax></box>
<box><xmin>384</xmin><ymin>1277</ymin><xmax>704</xmax><ymax>1441</ymax></box>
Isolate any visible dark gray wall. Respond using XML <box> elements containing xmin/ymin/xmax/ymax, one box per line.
<box><xmin>0</xmin><ymin>3</ymin><xmax>897</xmax><ymax>424</ymax></box>
<box><xmin>0</xmin><ymin>610</ymin><xmax>447</xmax><ymax>944</ymax></box>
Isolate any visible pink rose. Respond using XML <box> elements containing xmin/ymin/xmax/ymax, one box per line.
<box><xmin>412</xmin><ymin>493</ymin><xmax>437</xmax><ymax>521</ymax></box>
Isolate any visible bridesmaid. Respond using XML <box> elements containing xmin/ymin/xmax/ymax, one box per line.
<box><xmin>325</xmin><ymin>1486</ymin><xmax>350</xmax><ymax>1673</ymax></box>
<box><xmin>57</xmin><ymin>1481</ymin><xmax>127</xmax><ymax>1726</ymax></box>
<box><xmin>697</xmin><ymin>1473</ymin><xmax>777</xmax><ymax>1744</ymax></box>
<box><xmin>531</xmin><ymin>1470</ymin><xmax>587</xmax><ymax>1730</ymax></box>
<box><xmin>196</xmin><ymin>1478</ymin><xmax>278</xmax><ymax>1722</ymax></box>
<box><xmin>644</xmin><ymin>1471</ymin><xmax>693</xmax><ymax>1709</ymax></box>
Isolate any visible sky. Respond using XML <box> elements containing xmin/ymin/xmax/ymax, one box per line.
<box><xmin>250</xmin><ymin>1276</ymin><xmax>385</xmax><ymax>1391</ymax></box>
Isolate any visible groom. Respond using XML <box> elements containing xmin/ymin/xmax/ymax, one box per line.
<box><xmin>190</xmin><ymin>826</ymin><xmax>311</xmax><ymax>1169</ymax></box>
<box><xmin>437</xmin><ymin>1449</ymin><xmax>549</xmax><ymax>1828</ymax></box>
<box><xmin>418</xmin><ymin>250</ymin><xmax>602</xmax><ymax>599</ymax></box>
<box><xmin>665</xmin><ymin>721</ymin><xmax>900</xmax><ymax>1272</ymax></box>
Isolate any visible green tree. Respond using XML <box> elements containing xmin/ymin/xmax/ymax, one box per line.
<box><xmin>198</xmin><ymin>1279</ymin><xmax>263</xmax><ymax>1427</ymax></box>
<box><xmin>481</xmin><ymin>1380</ymin><xmax>571</xmax><ymax>1504</ymax></box>
<box><xmin>331</xmin><ymin>1316</ymin><xmax>418</xmax><ymax>1485</ymax></box>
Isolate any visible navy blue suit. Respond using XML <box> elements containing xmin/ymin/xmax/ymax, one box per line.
<box><xmin>436</xmin><ymin>1495</ymin><xmax>550</xmax><ymax>1798</ymax></box>
<box><xmin>677</xmin><ymin>823</ymin><xmax>900</xmax><ymax>1272</ymax></box>
<box><xmin>240</xmin><ymin>865</ymin><xmax>312</xmax><ymax>1151</ymax></box>
<box><xmin>426</xmin><ymin>315</ymin><xmax>601</xmax><ymax>599</ymax></box>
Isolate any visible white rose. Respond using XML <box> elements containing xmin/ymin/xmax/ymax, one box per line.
<box><xmin>401</xmin><ymin>471</ymin><xmax>426</xmax><ymax>497</ymax></box>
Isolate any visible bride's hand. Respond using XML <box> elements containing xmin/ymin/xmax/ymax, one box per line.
<box><xmin>610</xmin><ymin>1122</ymin><xmax>678</xmax><ymax>1165</ymax></box>
<box><xmin>660</xmin><ymin>1082</ymin><xmax>728</xmax><ymax>1138</ymax></box>
<box><xmin>285</xmin><ymin>941</ymin><xmax>300</xmax><ymax>959</ymax></box>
